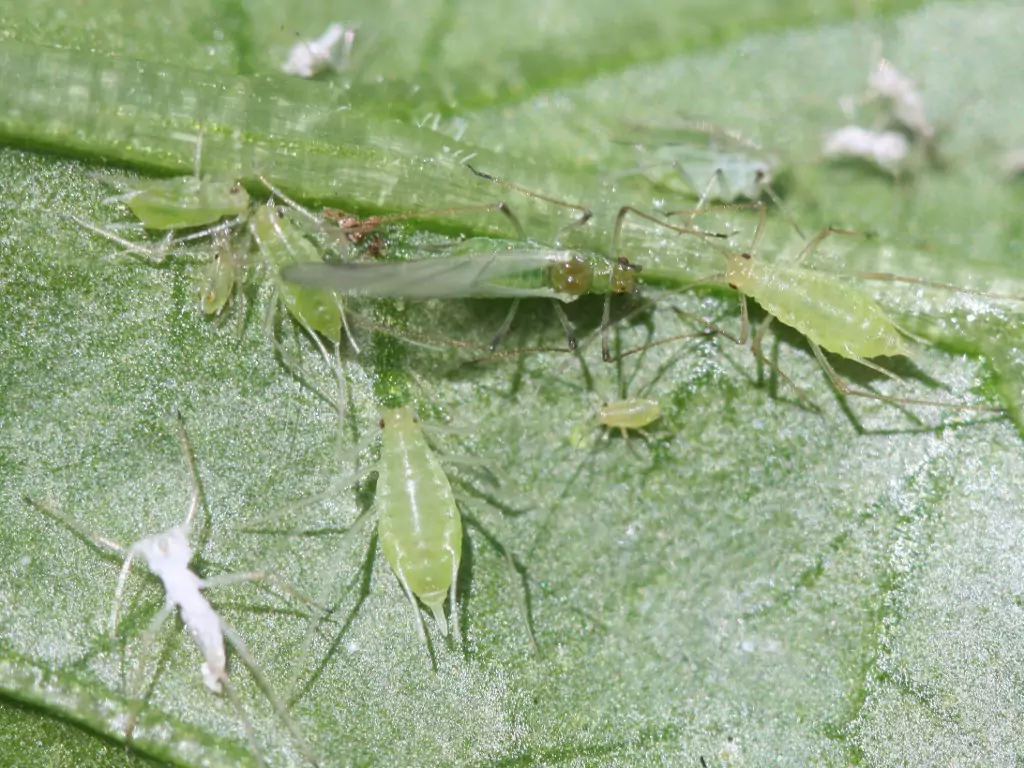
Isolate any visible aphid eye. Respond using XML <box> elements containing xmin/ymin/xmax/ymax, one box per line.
<box><xmin>229</xmin><ymin>182</ymin><xmax>242</xmax><ymax>194</ymax></box>
<box><xmin>728</xmin><ymin>282</ymin><xmax>739</xmax><ymax>290</ymax></box>
<box><xmin>740</xmin><ymin>252</ymin><xmax>752</xmax><ymax>260</ymax></box>
<box><xmin>379</xmin><ymin>418</ymin><xmax>386</xmax><ymax>429</ymax></box>
<box><xmin>275</xmin><ymin>206</ymin><xmax>286</xmax><ymax>218</ymax></box>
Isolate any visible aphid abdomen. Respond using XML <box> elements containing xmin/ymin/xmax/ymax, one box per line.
<box><xmin>728</xmin><ymin>259</ymin><xmax>908</xmax><ymax>359</ymax></box>
<box><xmin>375</xmin><ymin>407</ymin><xmax>462</xmax><ymax>632</ymax></box>
<box><xmin>178</xmin><ymin>592</ymin><xmax>228</xmax><ymax>692</ymax></box>
<box><xmin>127</xmin><ymin>178</ymin><xmax>249</xmax><ymax>230</ymax></box>
<box><xmin>596</xmin><ymin>398</ymin><xmax>662</xmax><ymax>430</ymax></box>
<box><xmin>252</xmin><ymin>206</ymin><xmax>342</xmax><ymax>342</ymax></box>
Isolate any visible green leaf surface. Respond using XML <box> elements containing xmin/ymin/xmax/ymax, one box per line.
<box><xmin>3</xmin><ymin>1</ymin><xmax>1024</xmax><ymax>766</ymax></box>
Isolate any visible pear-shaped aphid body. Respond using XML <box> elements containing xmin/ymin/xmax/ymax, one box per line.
<box><xmin>375</xmin><ymin>406</ymin><xmax>462</xmax><ymax>635</ymax></box>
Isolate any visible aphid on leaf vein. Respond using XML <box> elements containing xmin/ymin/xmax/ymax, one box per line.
<box><xmin>25</xmin><ymin>414</ymin><xmax>317</xmax><ymax>767</ymax></box>
<box><xmin>281</xmin><ymin>164</ymin><xmax>723</xmax><ymax>356</ymax></box>
<box><xmin>627</xmin><ymin>202</ymin><xmax>1024</xmax><ymax>415</ymax></box>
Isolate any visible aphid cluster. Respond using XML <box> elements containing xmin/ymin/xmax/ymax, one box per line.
<box><xmin>40</xmin><ymin>50</ymin><xmax>1024</xmax><ymax>761</ymax></box>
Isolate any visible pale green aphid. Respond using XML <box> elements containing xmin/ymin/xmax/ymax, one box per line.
<box><xmin>613</xmin><ymin>119</ymin><xmax>781</xmax><ymax>203</ymax></box>
<box><xmin>271</xmin><ymin>334</ymin><xmax>535</xmax><ymax>674</ymax></box>
<box><xmin>198</xmin><ymin>228</ymin><xmax>250</xmax><ymax>317</ymax></box>
<box><xmin>249</xmin><ymin>202</ymin><xmax>344</xmax><ymax>343</ymax></box>
<box><xmin>595</xmin><ymin>398</ymin><xmax>662</xmax><ymax>438</ymax></box>
<box><xmin>376</xmin><ymin>405</ymin><xmax>463</xmax><ymax>636</ymax></box>
<box><xmin>632</xmin><ymin>203</ymin><xmax>1024</xmax><ymax>411</ymax></box>
<box><xmin>115</xmin><ymin>175</ymin><xmax>250</xmax><ymax>230</ymax></box>
<box><xmin>96</xmin><ymin>131</ymin><xmax>251</xmax><ymax>231</ymax></box>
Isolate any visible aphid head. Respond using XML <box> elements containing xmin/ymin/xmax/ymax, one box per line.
<box><xmin>380</xmin><ymin>406</ymin><xmax>418</xmax><ymax>431</ymax></box>
<box><xmin>134</xmin><ymin>525</ymin><xmax>193</xmax><ymax>571</ymax></box>
<box><xmin>610</xmin><ymin>256</ymin><xmax>642</xmax><ymax>294</ymax></box>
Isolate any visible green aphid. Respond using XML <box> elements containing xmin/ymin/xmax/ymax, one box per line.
<box><xmin>119</xmin><ymin>176</ymin><xmax>251</xmax><ymax>230</ymax></box>
<box><xmin>250</xmin><ymin>203</ymin><xmax>343</xmax><ymax>343</ymax></box>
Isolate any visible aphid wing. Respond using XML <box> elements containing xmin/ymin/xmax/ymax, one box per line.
<box><xmin>281</xmin><ymin>252</ymin><xmax>566</xmax><ymax>300</ymax></box>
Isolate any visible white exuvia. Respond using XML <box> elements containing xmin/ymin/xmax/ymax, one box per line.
<box><xmin>281</xmin><ymin>23</ymin><xmax>355</xmax><ymax>78</ymax></box>
<box><xmin>822</xmin><ymin>125</ymin><xmax>910</xmax><ymax>175</ymax></box>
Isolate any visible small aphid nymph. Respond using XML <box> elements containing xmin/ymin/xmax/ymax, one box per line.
<box><xmin>595</xmin><ymin>397</ymin><xmax>662</xmax><ymax>441</ymax></box>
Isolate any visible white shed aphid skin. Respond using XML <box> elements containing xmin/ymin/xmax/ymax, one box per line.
<box><xmin>25</xmin><ymin>415</ymin><xmax>318</xmax><ymax>767</ymax></box>
<box><xmin>822</xmin><ymin>125</ymin><xmax>911</xmax><ymax>176</ymax></box>
<box><xmin>865</xmin><ymin>58</ymin><xmax>935</xmax><ymax>144</ymax></box>
<box><xmin>281</xmin><ymin>23</ymin><xmax>356</xmax><ymax>79</ymax></box>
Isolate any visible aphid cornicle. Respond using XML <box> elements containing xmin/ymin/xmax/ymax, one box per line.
<box><xmin>376</xmin><ymin>406</ymin><xmax>463</xmax><ymax>637</ymax></box>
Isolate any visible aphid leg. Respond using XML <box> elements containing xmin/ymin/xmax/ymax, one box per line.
<box><xmin>222</xmin><ymin>624</ymin><xmax>321</xmax><ymax>767</ymax></box>
<box><xmin>123</xmin><ymin>602</ymin><xmax>175</xmax><ymax>743</ymax></box>
<box><xmin>603</xmin><ymin>204</ymin><xmax>728</xmax><ymax>361</ymax></box>
<box><xmin>744</xmin><ymin>306</ymin><xmax>822</xmax><ymax>413</ymax></box>
<box><xmin>458</xmin><ymin>501</ymin><xmax>538</xmax><ymax>652</ymax></box>
<box><xmin>214</xmin><ymin>675</ymin><xmax>268</xmax><ymax>768</ymax></box>
<box><xmin>289</xmin><ymin>507</ymin><xmax>377</xmax><ymax>697</ymax></box>
<box><xmin>808</xmin><ymin>340</ymin><xmax>1000</xmax><ymax>412</ymax></box>
<box><xmin>489</xmin><ymin>298</ymin><xmax>522</xmax><ymax>350</ymax></box>
<box><xmin>552</xmin><ymin>301</ymin><xmax>578</xmax><ymax>351</ymax></box>
<box><xmin>23</xmin><ymin>496</ymin><xmax>126</xmax><ymax>557</ymax></box>
<box><xmin>68</xmin><ymin>214</ymin><xmax>176</xmax><ymax>264</ymax></box>
<box><xmin>446</xmin><ymin>546</ymin><xmax>460</xmax><ymax>640</ymax></box>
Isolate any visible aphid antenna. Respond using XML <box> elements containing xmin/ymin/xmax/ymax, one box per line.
<box><xmin>604</xmin><ymin>194</ymin><xmax>733</xmax><ymax>362</ymax></box>
<box><xmin>68</xmin><ymin>213</ymin><xmax>239</xmax><ymax>265</ymax></box>
<box><xmin>466</xmin><ymin>162</ymin><xmax>593</xmax><ymax>236</ymax></box>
